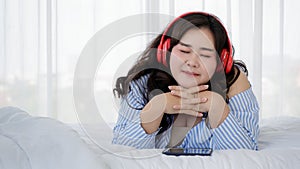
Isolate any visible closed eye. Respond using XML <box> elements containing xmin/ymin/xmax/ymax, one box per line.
<box><xmin>180</xmin><ymin>50</ymin><xmax>190</xmax><ymax>54</ymax></box>
<box><xmin>200</xmin><ymin>54</ymin><xmax>211</xmax><ymax>58</ymax></box>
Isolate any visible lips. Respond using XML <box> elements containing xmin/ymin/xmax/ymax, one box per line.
<box><xmin>182</xmin><ymin>70</ymin><xmax>200</xmax><ymax>76</ymax></box>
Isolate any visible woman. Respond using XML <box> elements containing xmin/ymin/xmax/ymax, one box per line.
<box><xmin>112</xmin><ymin>12</ymin><xmax>259</xmax><ymax>150</ymax></box>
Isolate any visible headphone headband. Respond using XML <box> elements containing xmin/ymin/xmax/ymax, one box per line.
<box><xmin>156</xmin><ymin>11</ymin><xmax>233</xmax><ymax>74</ymax></box>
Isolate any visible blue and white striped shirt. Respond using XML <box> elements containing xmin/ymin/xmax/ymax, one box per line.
<box><xmin>112</xmin><ymin>74</ymin><xmax>260</xmax><ymax>150</ymax></box>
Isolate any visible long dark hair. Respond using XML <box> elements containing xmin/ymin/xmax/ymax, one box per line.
<box><xmin>113</xmin><ymin>13</ymin><xmax>247</xmax><ymax>134</ymax></box>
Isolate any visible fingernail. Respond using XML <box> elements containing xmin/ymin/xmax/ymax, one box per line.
<box><xmin>204</xmin><ymin>85</ymin><xmax>209</xmax><ymax>89</ymax></box>
<box><xmin>202</xmin><ymin>98</ymin><xmax>207</xmax><ymax>102</ymax></box>
<box><xmin>171</xmin><ymin>90</ymin><xmax>175</xmax><ymax>94</ymax></box>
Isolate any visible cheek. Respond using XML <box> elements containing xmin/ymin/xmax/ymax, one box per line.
<box><xmin>171</xmin><ymin>50</ymin><xmax>185</xmax><ymax>62</ymax></box>
<box><xmin>170</xmin><ymin>51</ymin><xmax>185</xmax><ymax>71</ymax></box>
<box><xmin>169</xmin><ymin>55</ymin><xmax>179</xmax><ymax>76</ymax></box>
<box><xmin>201</xmin><ymin>58</ymin><xmax>217</xmax><ymax>78</ymax></box>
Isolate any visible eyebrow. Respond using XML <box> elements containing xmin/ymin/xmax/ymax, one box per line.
<box><xmin>179</xmin><ymin>41</ymin><xmax>192</xmax><ymax>47</ymax></box>
<box><xmin>179</xmin><ymin>41</ymin><xmax>215</xmax><ymax>52</ymax></box>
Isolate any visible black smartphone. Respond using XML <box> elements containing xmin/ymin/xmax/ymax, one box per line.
<box><xmin>162</xmin><ymin>148</ymin><xmax>212</xmax><ymax>156</ymax></box>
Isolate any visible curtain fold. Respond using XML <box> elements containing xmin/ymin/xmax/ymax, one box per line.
<box><xmin>1</xmin><ymin>0</ymin><xmax>300</xmax><ymax>122</ymax></box>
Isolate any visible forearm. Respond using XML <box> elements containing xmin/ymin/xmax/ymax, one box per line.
<box><xmin>140</xmin><ymin>94</ymin><xmax>166</xmax><ymax>134</ymax></box>
<box><xmin>112</xmin><ymin>99</ymin><xmax>160</xmax><ymax>149</ymax></box>
<box><xmin>207</xmin><ymin>92</ymin><xmax>230</xmax><ymax>128</ymax></box>
<box><xmin>208</xmin><ymin>106</ymin><xmax>229</xmax><ymax>129</ymax></box>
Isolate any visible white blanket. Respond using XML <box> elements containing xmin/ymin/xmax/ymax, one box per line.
<box><xmin>81</xmin><ymin>117</ymin><xmax>300</xmax><ymax>169</ymax></box>
<box><xmin>1</xmin><ymin>106</ymin><xmax>300</xmax><ymax>169</ymax></box>
<box><xmin>0</xmin><ymin>107</ymin><xmax>107</xmax><ymax>169</ymax></box>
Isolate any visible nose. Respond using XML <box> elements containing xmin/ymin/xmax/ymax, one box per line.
<box><xmin>185</xmin><ymin>53</ymin><xmax>200</xmax><ymax>68</ymax></box>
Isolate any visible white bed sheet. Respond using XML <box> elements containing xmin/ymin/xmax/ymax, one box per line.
<box><xmin>74</xmin><ymin>117</ymin><xmax>300</xmax><ymax>169</ymax></box>
<box><xmin>0</xmin><ymin>107</ymin><xmax>107</xmax><ymax>169</ymax></box>
<box><xmin>1</xmin><ymin>106</ymin><xmax>299</xmax><ymax>169</ymax></box>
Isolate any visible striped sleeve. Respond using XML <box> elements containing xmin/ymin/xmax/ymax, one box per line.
<box><xmin>212</xmin><ymin>87</ymin><xmax>260</xmax><ymax>150</ymax></box>
<box><xmin>112</xmin><ymin>75</ymin><xmax>165</xmax><ymax>149</ymax></box>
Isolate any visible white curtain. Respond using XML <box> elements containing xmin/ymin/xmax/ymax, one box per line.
<box><xmin>1</xmin><ymin>0</ymin><xmax>300</xmax><ymax>123</ymax></box>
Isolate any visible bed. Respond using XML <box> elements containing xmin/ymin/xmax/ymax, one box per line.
<box><xmin>1</xmin><ymin>106</ymin><xmax>300</xmax><ymax>169</ymax></box>
<box><xmin>0</xmin><ymin>107</ymin><xmax>107</xmax><ymax>169</ymax></box>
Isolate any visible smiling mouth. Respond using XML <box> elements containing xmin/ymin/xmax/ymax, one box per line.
<box><xmin>182</xmin><ymin>70</ymin><xmax>200</xmax><ymax>76</ymax></box>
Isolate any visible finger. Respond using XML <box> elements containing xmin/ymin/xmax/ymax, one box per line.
<box><xmin>168</xmin><ymin>85</ymin><xmax>208</xmax><ymax>93</ymax></box>
<box><xmin>181</xmin><ymin>97</ymin><xmax>208</xmax><ymax>104</ymax></box>
<box><xmin>168</xmin><ymin>85</ymin><xmax>186</xmax><ymax>91</ymax></box>
<box><xmin>173</xmin><ymin>104</ymin><xmax>206</xmax><ymax>112</ymax></box>
<box><xmin>173</xmin><ymin>110</ymin><xmax>203</xmax><ymax>117</ymax></box>
<box><xmin>185</xmin><ymin>85</ymin><xmax>209</xmax><ymax>94</ymax></box>
<box><xmin>170</xmin><ymin>90</ymin><xmax>193</xmax><ymax>99</ymax></box>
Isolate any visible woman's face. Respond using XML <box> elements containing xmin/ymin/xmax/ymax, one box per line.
<box><xmin>170</xmin><ymin>27</ymin><xmax>217</xmax><ymax>88</ymax></box>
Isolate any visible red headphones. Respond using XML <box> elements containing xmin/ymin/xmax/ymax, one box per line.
<box><xmin>156</xmin><ymin>12</ymin><xmax>233</xmax><ymax>74</ymax></box>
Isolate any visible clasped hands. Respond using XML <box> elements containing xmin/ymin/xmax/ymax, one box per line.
<box><xmin>164</xmin><ymin>84</ymin><xmax>229</xmax><ymax>128</ymax></box>
<box><xmin>140</xmin><ymin>84</ymin><xmax>229</xmax><ymax>134</ymax></box>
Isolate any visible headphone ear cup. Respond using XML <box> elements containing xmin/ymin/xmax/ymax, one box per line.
<box><xmin>157</xmin><ymin>43</ymin><xmax>163</xmax><ymax>63</ymax></box>
<box><xmin>225</xmin><ymin>55</ymin><xmax>233</xmax><ymax>73</ymax></box>
<box><xmin>160</xmin><ymin>38</ymin><xmax>171</xmax><ymax>66</ymax></box>
<box><xmin>221</xmin><ymin>49</ymin><xmax>229</xmax><ymax>67</ymax></box>
<box><xmin>219</xmin><ymin>49</ymin><xmax>233</xmax><ymax>74</ymax></box>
